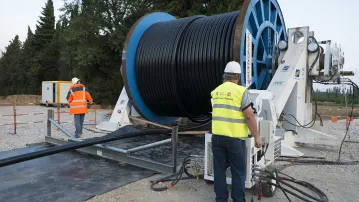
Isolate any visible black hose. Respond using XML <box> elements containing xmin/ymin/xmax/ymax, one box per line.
<box><xmin>269</xmin><ymin>169</ymin><xmax>292</xmax><ymax>202</ymax></box>
<box><xmin>281</xmin><ymin>36</ymin><xmax>322</xmax><ymax>129</ymax></box>
<box><xmin>150</xmin><ymin>156</ymin><xmax>203</xmax><ymax>191</ymax></box>
<box><xmin>0</xmin><ymin>128</ymin><xmax>171</xmax><ymax>168</ymax></box>
<box><xmin>277</xmin><ymin>158</ymin><xmax>359</xmax><ymax>165</ymax></box>
<box><xmin>281</xmin><ymin>177</ymin><xmax>328</xmax><ymax>202</ymax></box>
<box><xmin>279</xmin><ymin>179</ymin><xmax>322</xmax><ymax>201</ymax></box>
<box><xmin>260</xmin><ymin>169</ymin><xmax>328</xmax><ymax>202</ymax></box>
<box><xmin>314</xmin><ymin>77</ymin><xmax>358</xmax><ymax>161</ymax></box>
<box><xmin>0</xmin><ymin>119</ymin><xmax>214</xmax><ymax>168</ymax></box>
<box><xmin>266</xmin><ymin>182</ymin><xmax>324</xmax><ymax>202</ymax></box>
<box><xmin>135</xmin><ymin>12</ymin><xmax>239</xmax><ymax>123</ymax></box>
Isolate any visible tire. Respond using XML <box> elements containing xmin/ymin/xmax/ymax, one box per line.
<box><xmin>262</xmin><ymin>165</ymin><xmax>277</xmax><ymax>197</ymax></box>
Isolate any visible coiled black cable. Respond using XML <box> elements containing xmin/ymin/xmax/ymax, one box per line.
<box><xmin>135</xmin><ymin>12</ymin><xmax>239</xmax><ymax>123</ymax></box>
<box><xmin>256</xmin><ymin>168</ymin><xmax>328</xmax><ymax>202</ymax></box>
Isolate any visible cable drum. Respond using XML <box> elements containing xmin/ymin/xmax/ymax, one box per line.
<box><xmin>136</xmin><ymin>12</ymin><xmax>239</xmax><ymax>123</ymax></box>
<box><xmin>123</xmin><ymin>0</ymin><xmax>287</xmax><ymax>124</ymax></box>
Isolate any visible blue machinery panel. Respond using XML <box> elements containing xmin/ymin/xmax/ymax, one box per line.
<box><xmin>123</xmin><ymin>0</ymin><xmax>287</xmax><ymax>124</ymax></box>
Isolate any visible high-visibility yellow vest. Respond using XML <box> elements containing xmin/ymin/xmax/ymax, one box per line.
<box><xmin>210</xmin><ymin>82</ymin><xmax>249</xmax><ymax>138</ymax></box>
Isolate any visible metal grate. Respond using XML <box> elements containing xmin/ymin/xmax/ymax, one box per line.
<box><xmin>274</xmin><ymin>138</ymin><xmax>281</xmax><ymax>159</ymax></box>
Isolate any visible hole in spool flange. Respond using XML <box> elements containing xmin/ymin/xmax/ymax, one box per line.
<box><xmin>292</xmin><ymin>31</ymin><xmax>304</xmax><ymax>44</ymax></box>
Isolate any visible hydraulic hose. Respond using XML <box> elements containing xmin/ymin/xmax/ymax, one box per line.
<box><xmin>135</xmin><ymin>12</ymin><xmax>239</xmax><ymax>123</ymax></box>
<box><xmin>266</xmin><ymin>182</ymin><xmax>326</xmax><ymax>202</ymax></box>
<box><xmin>314</xmin><ymin>77</ymin><xmax>359</xmax><ymax>160</ymax></box>
<box><xmin>256</xmin><ymin>168</ymin><xmax>328</xmax><ymax>202</ymax></box>
<box><xmin>150</xmin><ymin>155</ymin><xmax>203</xmax><ymax>191</ymax></box>
<box><xmin>277</xmin><ymin>158</ymin><xmax>359</xmax><ymax>165</ymax></box>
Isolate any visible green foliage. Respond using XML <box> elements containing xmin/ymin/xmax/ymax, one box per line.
<box><xmin>0</xmin><ymin>35</ymin><xmax>23</xmax><ymax>95</ymax></box>
<box><xmin>314</xmin><ymin>87</ymin><xmax>358</xmax><ymax>106</ymax></box>
<box><xmin>0</xmin><ymin>0</ymin><xmax>245</xmax><ymax>104</ymax></box>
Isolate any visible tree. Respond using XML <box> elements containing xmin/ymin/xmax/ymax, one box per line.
<box><xmin>0</xmin><ymin>0</ymin><xmax>248</xmax><ymax>104</ymax></box>
<box><xmin>33</xmin><ymin>0</ymin><xmax>56</xmax><ymax>50</ymax></box>
<box><xmin>0</xmin><ymin>35</ymin><xmax>23</xmax><ymax>95</ymax></box>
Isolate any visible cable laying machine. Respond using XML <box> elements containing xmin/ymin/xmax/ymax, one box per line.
<box><xmin>97</xmin><ymin>0</ymin><xmax>351</xmax><ymax>196</ymax></box>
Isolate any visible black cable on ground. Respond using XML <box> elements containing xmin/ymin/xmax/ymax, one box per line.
<box><xmin>0</xmin><ymin>128</ymin><xmax>171</xmax><ymax>168</ymax></box>
<box><xmin>83</xmin><ymin>126</ymin><xmax>108</xmax><ymax>134</ymax></box>
<box><xmin>314</xmin><ymin>77</ymin><xmax>358</xmax><ymax>161</ymax></box>
<box><xmin>0</xmin><ymin>120</ymin><xmax>211</xmax><ymax>168</ymax></box>
<box><xmin>258</xmin><ymin>168</ymin><xmax>328</xmax><ymax>202</ymax></box>
<box><xmin>337</xmin><ymin>80</ymin><xmax>355</xmax><ymax>161</ymax></box>
<box><xmin>150</xmin><ymin>156</ymin><xmax>203</xmax><ymax>191</ymax></box>
<box><xmin>277</xmin><ymin>158</ymin><xmax>359</xmax><ymax>165</ymax></box>
<box><xmin>136</xmin><ymin>12</ymin><xmax>239</xmax><ymax>123</ymax></box>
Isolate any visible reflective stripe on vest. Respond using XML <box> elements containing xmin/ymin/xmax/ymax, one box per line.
<box><xmin>70</xmin><ymin>105</ymin><xmax>88</xmax><ymax>108</ymax></box>
<box><xmin>211</xmin><ymin>82</ymin><xmax>249</xmax><ymax>138</ymax></box>
<box><xmin>70</xmin><ymin>87</ymin><xmax>86</xmax><ymax>102</ymax></box>
<box><xmin>213</xmin><ymin>104</ymin><xmax>242</xmax><ymax>112</ymax></box>
<box><xmin>212</xmin><ymin>116</ymin><xmax>246</xmax><ymax>123</ymax></box>
<box><xmin>83</xmin><ymin>87</ymin><xmax>86</xmax><ymax>101</ymax></box>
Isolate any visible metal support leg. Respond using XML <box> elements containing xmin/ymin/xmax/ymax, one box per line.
<box><xmin>47</xmin><ymin>110</ymin><xmax>54</xmax><ymax>137</ymax></box>
<box><xmin>49</xmin><ymin>118</ymin><xmax>75</xmax><ymax>139</ymax></box>
<box><xmin>172</xmin><ymin>126</ymin><xmax>178</xmax><ymax>173</ymax></box>
<box><xmin>127</xmin><ymin>138</ymin><xmax>171</xmax><ymax>153</ymax></box>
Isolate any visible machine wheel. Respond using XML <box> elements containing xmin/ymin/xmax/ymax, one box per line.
<box><xmin>204</xmin><ymin>179</ymin><xmax>214</xmax><ymax>185</ymax></box>
<box><xmin>262</xmin><ymin>165</ymin><xmax>277</xmax><ymax>197</ymax></box>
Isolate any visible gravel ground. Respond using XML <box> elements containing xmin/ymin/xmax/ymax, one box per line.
<box><xmin>86</xmin><ymin>150</ymin><xmax>359</xmax><ymax>202</ymax></box>
<box><xmin>1</xmin><ymin>106</ymin><xmax>359</xmax><ymax>202</ymax></box>
<box><xmin>0</xmin><ymin>106</ymin><xmax>110</xmax><ymax>152</ymax></box>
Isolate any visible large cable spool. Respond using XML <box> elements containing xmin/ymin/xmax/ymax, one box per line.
<box><xmin>122</xmin><ymin>0</ymin><xmax>287</xmax><ymax>125</ymax></box>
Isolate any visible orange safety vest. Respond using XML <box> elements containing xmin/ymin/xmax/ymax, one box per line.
<box><xmin>66</xmin><ymin>84</ymin><xmax>93</xmax><ymax>115</ymax></box>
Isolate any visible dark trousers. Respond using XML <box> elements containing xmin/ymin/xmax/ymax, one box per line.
<box><xmin>74</xmin><ymin>114</ymin><xmax>85</xmax><ymax>138</ymax></box>
<box><xmin>212</xmin><ymin>135</ymin><xmax>246</xmax><ymax>202</ymax></box>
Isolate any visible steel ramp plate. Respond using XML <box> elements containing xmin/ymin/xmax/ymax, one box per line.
<box><xmin>103</xmin><ymin>134</ymin><xmax>205</xmax><ymax>165</ymax></box>
<box><xmin>0</xmin><ymin>145</ymin><xmax>154</xmax><ymax>202</ymax></box>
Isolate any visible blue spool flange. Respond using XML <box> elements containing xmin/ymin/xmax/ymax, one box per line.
<box><xmin>234</xmin><ymin>0</ymin><xmax>287</xmax><ymax>90</ymax></box>
<box><xmin>122</xmin><ymin>12</ymin><xmax>180</xmax><ymax>124</ymax></box>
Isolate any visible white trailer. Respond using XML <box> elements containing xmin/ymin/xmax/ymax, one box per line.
<box><xmin>41</xmin><ymin>81</ymin><xmax>72</xmax><ymax>107</ymax></box>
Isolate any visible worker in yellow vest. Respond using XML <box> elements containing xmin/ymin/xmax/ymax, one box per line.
<box><xmin>210</xmin><ymin>61</ymin><xmax>263</xmax><ymax>202</ymax></box>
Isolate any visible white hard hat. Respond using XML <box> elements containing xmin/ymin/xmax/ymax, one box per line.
<box><xmin>224</xmin><ymin>61</ymin><xmax>241</xmax><ymax>74</ymax></box>
<box><xmin>72</xmin><ymin>77</ymin><xmax>80</xmax><ymax>84</ymax></box>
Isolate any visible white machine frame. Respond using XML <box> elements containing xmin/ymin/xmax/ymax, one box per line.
<box><xmin>203</xmin><ymin>26</ymin><xmax>346</xmax><ymax>187</ymax></box>
<box><xmin>97</xmin><ymin>26</ymin><xmax>346</xmax><ymax>190</ymax></box>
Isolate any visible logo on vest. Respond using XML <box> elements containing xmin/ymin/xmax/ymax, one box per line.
<box><xmin>227</xmin><ymin>92</ymin><xmax>231</xmax><ymax>96</ymax></box>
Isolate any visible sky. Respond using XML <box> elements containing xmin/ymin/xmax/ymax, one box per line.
<box><xmin>0</xmin><ymin>0</ymin><xmax>358</xmax><ymax>87</ymax></box>
<box><xmin>0</xmin><ymin>0</ymin><xmax>63</xmax><ymax>52</ymax></box>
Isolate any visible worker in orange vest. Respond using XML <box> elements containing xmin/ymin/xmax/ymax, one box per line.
<box><xmin>66</xmin><ymin>77</ymin><xmax>94</xmax><ymax>138</ymax></box>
